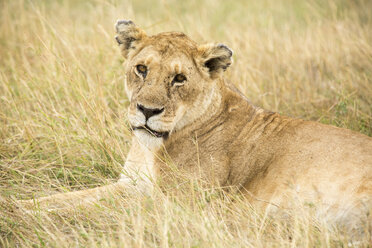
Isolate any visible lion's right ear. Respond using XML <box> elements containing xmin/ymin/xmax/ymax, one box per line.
<box><xmin>115</xmin><ymin>20</ymin><xmax>147</xmax><ymax>58</ymax></box>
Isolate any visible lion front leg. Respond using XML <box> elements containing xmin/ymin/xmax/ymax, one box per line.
<box><xmin>118</xmin><ymin>136</ymin><xmax>159</xmax><ymax>195</ymax></box>
<box><xmin>18</xmin><ymin>137</ymin><xmax>156</xmax><ymax>211</ymax></box>
<box><xmin>18</xmin><ymin>182</ymin><xmax>133</xmax><ymax>210</ymax></box>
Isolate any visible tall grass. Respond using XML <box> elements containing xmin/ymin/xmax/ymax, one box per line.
<box><xmin>0</xmin><ymin>0</ymin><xmax>371</xmax><ymax>247</ymax></box>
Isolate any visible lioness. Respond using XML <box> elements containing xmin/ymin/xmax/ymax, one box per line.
<box><xmin>21</xmin><ymin>20</ymin><xmax>372</xmax><ymax>232</ymax></box>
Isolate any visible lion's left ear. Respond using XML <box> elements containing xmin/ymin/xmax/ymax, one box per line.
<box><xmin>115</xmin><ymin>20</ymin><xmax>147</xmax><ymax>58</ymax></box>
<box><xmin>196</xmin><ymin>43</ymin><xmax>233</xmax><ymax>79</ymax></box>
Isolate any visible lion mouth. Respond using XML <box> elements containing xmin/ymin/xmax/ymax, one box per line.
<box><xmin>133</xmin><ymin>125</ymin><xmax>169</xmax><ymax>139</ymax></box>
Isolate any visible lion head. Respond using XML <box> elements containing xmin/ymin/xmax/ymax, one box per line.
<box><xmin>115</xmin><ymin>20</ymin><xmax>233</xmax><ymax>149</ymax></box>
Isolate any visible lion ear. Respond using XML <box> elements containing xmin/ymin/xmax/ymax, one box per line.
<box><xmin>197</xmin><ymin>43</ymin><xmax>233</xmax><ymax>79</ymax></box>
<box><xmin>115</xmin><ymin>20</ymin><xmax>147</xmax><ymax>58</ymax></box>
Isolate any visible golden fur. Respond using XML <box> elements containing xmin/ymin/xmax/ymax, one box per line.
<box><xmin>21</xmin><ymin>20</ymin><xmax>372</xmax><ymax>233</ymax></box>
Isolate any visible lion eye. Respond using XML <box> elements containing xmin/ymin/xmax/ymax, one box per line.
<box><xmin>172</xmin><ymin>74</ymin><xmax>186</xmax><ymax>85</ymax></box>
<box><xmin>136</xmin><ymin>64</ymin><xmax>148</xmax><ymax>78</ymax></box>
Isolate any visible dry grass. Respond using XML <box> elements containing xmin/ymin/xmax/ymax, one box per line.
<box><xmin>0</xmin><ymin>0</ymin><xmax>371</xmax><ymax>247</ymax></box>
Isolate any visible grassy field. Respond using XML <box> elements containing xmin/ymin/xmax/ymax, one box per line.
<box><xmin>1</xmin><ymin>0</ymin><xmax>372</xmax><ymax>247</ymax></box>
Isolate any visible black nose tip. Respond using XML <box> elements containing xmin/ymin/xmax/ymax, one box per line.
<box><xmin>137</xmin><ymin>104</ymin><xmax>164</xmax><ymax>120</ymax></box>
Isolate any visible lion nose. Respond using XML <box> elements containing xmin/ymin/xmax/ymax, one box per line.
<box><xmin>137</xmin><ymin>104</ymin><xmax>164</xmax><ymax>120</ymax></box>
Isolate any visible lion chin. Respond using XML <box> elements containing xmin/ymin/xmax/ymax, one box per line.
<box><xmin>19</xmin><ymin>19</ymin><xmax>372</xmax><ymax>239</ymax></box>
<box><xmin>132</xmin><ymin>129</ymin><xmax>164</xmax><ymax>151</ymax></box>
